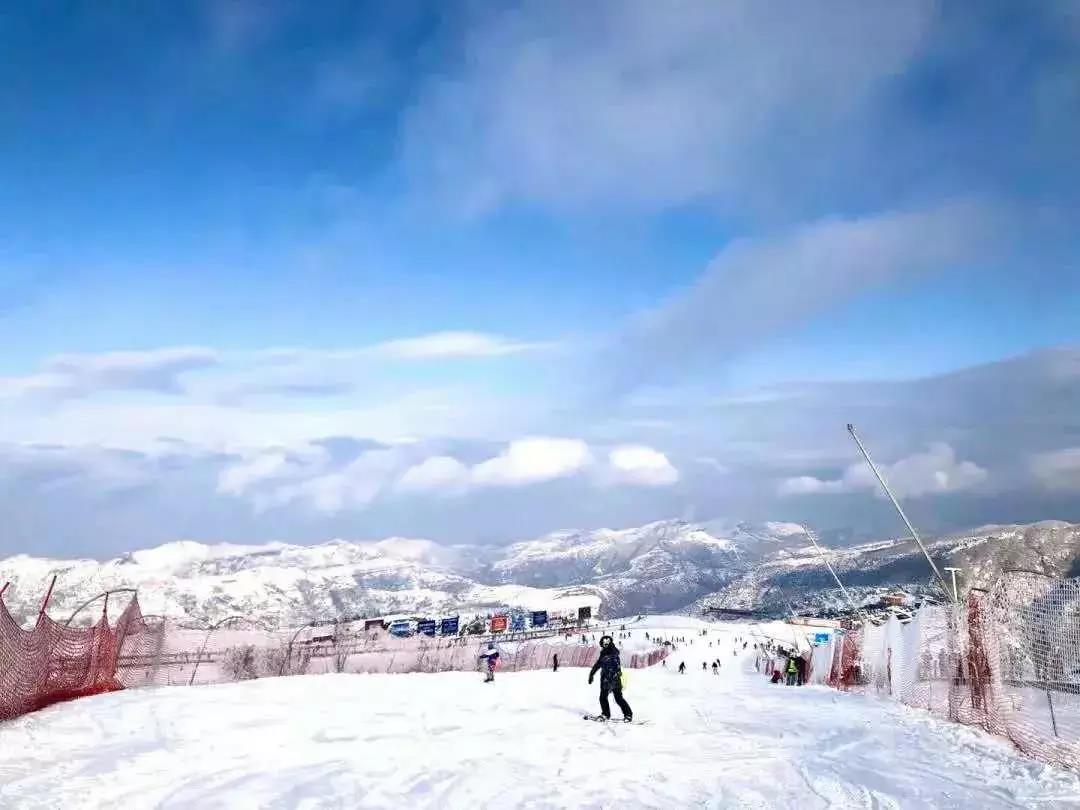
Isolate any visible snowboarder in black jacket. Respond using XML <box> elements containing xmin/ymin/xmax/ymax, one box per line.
<box><xmin>589</xmin><ymin>635</ymin><xmax>633</xmax><ymax>721</ymax></box>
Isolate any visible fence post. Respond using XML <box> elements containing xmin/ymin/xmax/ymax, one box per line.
<box><xmin>1045</xmin><ymin>687</ymin><xmax>1060</xmax><ymax>738</ymax></box>
<box><xmin>37</xmin><ymin>575</ymin><xmax>57</xmax><ymax>625</ymax></box>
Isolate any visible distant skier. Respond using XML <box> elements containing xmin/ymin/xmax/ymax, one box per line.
<box><xmin>711</xmin><ymin>662</ymin><xmax>718</xmax><ymax>675</ymax></box>
<box><xmin>678</xmin><ymin>662</ymin><xmax>686</xmax><ymax>674</ymax></box>
<box><xmin>588</xmin><ymin>635</ymin><xmax>632</xmax><ymax>722</ymax></box>
<box><xmin>479</xmin><ymin>643</ymin><xmax>500</xmax><ymax>683</ymax></box>
<box><xmin>552</xmin><ymin>653</ymin><xmax>559</xmax><ymax>673</ymax></box>
<box><xmin>785</xmin><ymin>655</ymin><xmax>798</xmax><ymax>686</ymax></box>
<box><xmin>702</xmin><ymin>661</ymin><xmax>707</xmax><ymax>671</ymax></box>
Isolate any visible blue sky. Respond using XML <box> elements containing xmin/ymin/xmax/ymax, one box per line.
<box><xmin>1</xmin><ymin>1</ymin><xmax>1078</xmax><ymax>556</ymax></box>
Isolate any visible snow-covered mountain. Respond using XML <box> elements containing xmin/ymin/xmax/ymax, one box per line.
<box><xmin>698</xmin><ymin>520</ymin><xmax>1080</xmax><ymax>616</ymax></box>
<box><xmin>0</xmin><ymin>536</ymin><xmax>599</xmax><ymax>628</ymax></box>
<box><xmin>1</xmin><ymin>519</ymin><xmax>1077</xmax><ymax>627</ymax></box>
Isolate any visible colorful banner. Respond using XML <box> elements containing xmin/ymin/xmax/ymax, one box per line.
<box><xmin>509</xmin><ymin>611</ymin><xmax>526</xmax><ymax>632</ymax></box>
<box><xmin>440</xmin><ymin>616</ymin><xmax>459</xmax><ymax>635</ymax></box>
<box><xmin>418</xmin><ymin>619</ymin><xmax>437</xmax><ymax>636</ymax></box>
<box><xmin>490</xmin><ymin>615</ymin><xmax>508</xmax><ymax>633</ymax></box>
<box><xmin>389</xmin><ymin>620</ymin><xmax>412</xmax><ymax>637</ymax></box>
<box><xmin>531</xmin><ymin>610</ymin><xmax>548</xmax><ymax>628</ymax></box>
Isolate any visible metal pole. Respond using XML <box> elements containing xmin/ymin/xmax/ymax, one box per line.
<box><xmin>806</xmin><ymin>531</ymin><xmax>861</xmax><ymax>614</ymax></box>
<box><xmin>943</xmin><ymin>567</ymin><xmax>961</xmax><ymax>602</ymax></box>
<box><xmin>37</xmin><ymin>575</ymin><xmax>57</xmax><ymax>625</ymax></box>
<box><xmin>1047</xmin><ymin>689</ymin><xmax>1060</xmax><ymax>738</ymax></box>
<box><xmin>846</xmin><ymin>424</ymin><xmax>955</xmax><ymax>602</ymax></box>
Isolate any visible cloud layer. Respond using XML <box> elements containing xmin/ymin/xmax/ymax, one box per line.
<box><xmin>780</xmin><ymin>443</ymin><xmax>988</xmax><ymax>499</ymax></box>
<box><xmin>406</xmin><ymin>0</ymin><xmax>936</xmax><ymax>214</ymax></box>
<box><xmin>216</xmin><ymin>436</ymin><xmax>678</xmax><ymax>517</ymax></box>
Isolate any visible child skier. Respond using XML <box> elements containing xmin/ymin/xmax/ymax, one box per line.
<box><xmin>588</xmin><ymin>635</ymin><xmax>633</xmax><ymax>722</ymax></box>
<box><xmin>479</xmin><ymin>643</ymin><xmax>499</xmax><ymax>683</ymax></box>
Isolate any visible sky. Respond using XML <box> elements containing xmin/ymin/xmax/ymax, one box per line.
<box><xmin>1</xmin><ymin>1</ymin><xmax>1079</xmax><ymax>558</ymax></box>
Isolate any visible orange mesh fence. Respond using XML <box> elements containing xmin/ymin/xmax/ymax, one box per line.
<box><xmin>0</xmin><ymin>594</ymin><xmax>152</xmax><ymax>721</ymax></box>
<box><xmin>5</xmin><ymin>604</ymin><xmax>667</xmax><ymax>723</ymax></box>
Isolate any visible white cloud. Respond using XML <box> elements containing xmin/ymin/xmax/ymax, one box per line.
<box><xmin>263</xmin><ymin>331</ymin><xmax>549</xmax><ymax>364</ymax></box>
<box><xmin>0</xmin><ymin>347</ymin><xmax>218</xmax><ymax>400</ymax></box>
<box><xmin>614</xmin><ymin>201</ymin><xmax>1000</xmax><ymax>389</ymax></box>
<box><xmin>472</xmin><ymin>437</ymin><xmax>592</xmax><ymax>488</ymax></box>
<box><xmin>1031</xmin><ymin>448</ymin><xmax>1080</xmax><ymax>492</ymax></box>
<box><xmin>366</xmin><ymin>331</ymin><xmax>548</xmax><ymax>360</ymax></box>
<box><xmin>395</xmin><ymin>456</ymin><xmax>470</xmax><ymax>494</ymax></box>
<box><xmin>263</xmin><ymin>449</ymin><xmax>404</xmax><ymax>514</ymax></box>
<box><xmin>217</xmin><ymin>436</ymin><xmax>596</xmax><ymax>514</ymax></box>
<box><xmin>778</xmin><ymin>476</ymin><xmax>847</xmax><ymax>496</ymax></box>
<box><xmin>779</xmin><ymin>443</ymin><xmax>988</xmax><ymax>499</ymax></box>
<box><xmin>694</xmin><ymin>457</ymin><xmax>730</xmax><ymax>475</ymax></box>
<box><xmin>607</xmin><ymin>445</ymin><xmax>679</xmax><ymax>487</ymax></box>
<box><xmin>216</xmin><ymin>444</ymin><xmax>332</xmax><ymax>498</ymax></box>
<box><xmin>405</xmin><ymin>0</ymin><xmax>936</xmax><ymax>214</ymax></box>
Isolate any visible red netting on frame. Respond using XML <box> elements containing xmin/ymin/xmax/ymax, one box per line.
<box><xmin>0</xmin><ymin>594</ymin><xmax>152</xmax><ymax>721</ymax></box>
<box><xmin>3</xmin><ymin>588</ymin><xmax>667</xmax><ymax>725</ymax></box>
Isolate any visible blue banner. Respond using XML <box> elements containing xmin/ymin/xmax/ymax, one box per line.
<box><xmin>510</xmin><ymin>611</ymin><xmax>526</xmax><ymax>632</ymax></box>
<box><xmin>814</xmin><ymin>632</ymin><xmax>830</xmax><ymax>644</ymax></box>
<box><xmin>440</xmin><ymin>616</ymin><xmax>459</xmax><ymax>635</ymax></box>
<box><xmin>389</xmin><ymin>620</ymin><xmax>412</xmax><ymax>637</ymax></box>
<box><xmin>531</xmin><ymin>610</ymin><xmax>548</xmax><ymax>628</ymax></box>
<box><xmin>418</xmin><ymin>619</ymin><xmax>436</xmax><ymax>636</ymax></box>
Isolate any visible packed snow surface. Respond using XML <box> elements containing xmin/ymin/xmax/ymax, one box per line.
<box><xmin>1</xmin><ymin>621</ymin><xmax>1078</xmax><ymax>809</ymax></box>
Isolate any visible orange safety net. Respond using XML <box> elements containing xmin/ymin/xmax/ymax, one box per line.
<box><xmin>0</xmin><ymin>594</ymin><xmax>150</xmax><ymax>722</ymax></box>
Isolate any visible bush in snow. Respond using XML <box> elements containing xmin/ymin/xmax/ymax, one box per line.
<box><xmin>223</xmin><ymin>645</ymin><xmax>259</xmax><ymax>681</ymax></box>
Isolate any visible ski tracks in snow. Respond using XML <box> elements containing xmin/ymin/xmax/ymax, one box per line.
<box><xmin>1</xmin><ymin>621</ymin><xmax>1079</xmax><ymax>808</ymax></box>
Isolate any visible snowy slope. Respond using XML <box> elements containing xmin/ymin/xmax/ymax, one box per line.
<box><xmin>1</xmin><ymin>620</ymin><xmax>1077</xmax><ymax>809</ymax></box>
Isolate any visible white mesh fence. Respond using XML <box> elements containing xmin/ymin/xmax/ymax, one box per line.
<box><xmin>813</xmin><ymin>572</ymin><xmax>1080</xmax><ymax>770</ymax></box>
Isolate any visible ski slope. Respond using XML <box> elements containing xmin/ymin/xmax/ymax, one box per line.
<box><xmin>1</xmin><ymin>621</ymin><xmax>1078</xmax><ymax>809</ymax></box>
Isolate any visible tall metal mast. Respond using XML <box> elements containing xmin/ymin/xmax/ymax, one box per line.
<box><xmin>846</xmin><ymin>424</ymin><xmax>955</xmax><ymax>603</ymax></box>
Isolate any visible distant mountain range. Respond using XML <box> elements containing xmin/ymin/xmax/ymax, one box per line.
<box><xmin>1</xmin><ymin>519</ymin><xmax>1077</xmax><ymax>628</ymax></box>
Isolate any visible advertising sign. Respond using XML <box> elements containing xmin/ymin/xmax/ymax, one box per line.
<box><xmin>531</xmin><ymin>610</ymin><xmax>548</xmax><ymax>628</ymax></box>
<box><xmin>490</xmin><ymin>615</ymin><xmax>508</xmax><ymax>633</ymax></box>
<box><xmin>440</xmin><ymin>616</ymin><xmax>460</xmax><ymax>635</ymax></box>
<box><xmin>510</xmin><ymin>611</ymin><xmax>526</xmax><ymax>632</ymax></box>
<box><xmin>389</xmin><ymin>620</ymin><xmax>412</xmax><ymax>637</ymax></box>
<box><xmin>418</xmin><ymin>619</ymin><xmax>437</xmax><ymax>636</ymax></box>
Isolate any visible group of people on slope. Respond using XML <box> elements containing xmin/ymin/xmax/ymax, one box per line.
<box><xmin>760</xmin><ymin>645</ymin><xmax>808</xmax><ymax>686</ymax></box>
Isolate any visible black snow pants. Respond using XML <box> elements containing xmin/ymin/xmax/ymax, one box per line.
<box><xmin>600</xmin><ymin>683</ymin><xmax>632</xmax><ymax>719</ymax></box>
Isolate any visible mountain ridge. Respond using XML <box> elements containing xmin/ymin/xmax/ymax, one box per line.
<box><xmin>1</xmin><ymin>518</ymin><xmax>1077</xmax><ymax>628</ymax></box>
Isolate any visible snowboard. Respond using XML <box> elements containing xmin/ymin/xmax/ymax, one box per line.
<box><xmin>583</xmin><ymin>714</ymin><xmax>649</xmax><ymax>725</ymax></box>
